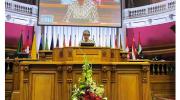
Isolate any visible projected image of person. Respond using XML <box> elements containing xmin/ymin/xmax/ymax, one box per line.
<box><xmin>63</xmin><ymin>0</ymin><xmax>99</xmax><ymax>23</ymax></box>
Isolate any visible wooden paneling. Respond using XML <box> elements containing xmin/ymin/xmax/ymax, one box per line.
<box><xmin>150</xmin><ymin>61</ymin><xmax>175</xmax><ymax>99</ymax></box>
<box><xmin>5</xmin><ymin>59</ymin><xmax>15</xmax><ymax>100</ymax></box>
<box><xmin>52</xmin><ymin>47</ymin><xmax>127</xmax><ymax>62</ymax></box>
<box><xmin>5</xmin><ymin>78</ymin><xmax>13</xmax><ymax>100</ymax></box>
<box><xmin>8</xmin><ymin>49</ymin><xmax>175</xmax><ymax>100</ymax></box>
<box><xmin>8</xmin><ymin>48</ymin><xmax>175</xmax><ymax>100</ymax></box>
<box><xmin>150</xmin><ymin>75</ymin><xmax>175</xmax><ymax>98</ymax></box>
<box><xmin>73</xmin><ymin>71</ymin><xmax>101</xmax><ymax>84</ymax></box>
<box><xmin>92</xmin><ymin>72</ymin><xmax>101</xmax><ymax>84</ymax></box>
<box><xmin>19</xmin><ymin>68</ymin><xmax>58</xmax><ymax>100</ymax></box>
<box><xmin>117</xmin><ymin>73</ymin><xmax>141</xmax><ymax>100</ymax></box>
<box><xmin>17</xmin><ymin>61</ymin><xmax>152</xmax><ymax>100</ymax></box>
<box><xmin>5</xmin><ymin>58</ymin><xmax>38</xmax><ymax>100</ymax></box>
<box><xmin>73</xmin><ymin>71</ymin><xmax>82</xmax><ymax>83</ymax></box>
<box><xmin>73</xmin><ymin>48</ymin><xmax>101</xmax><ymax>62</ymax></box>
<box><xmin>31</xmin><ymin>72</ymin><xmax>56</xmax><ymax>100</ymax></box>
<box><xmin>11</xmin><ymin>90</ymin><xmax>20</xmax><ymax>100</ymax></box>
<box><xmin>9</xmin><ymin>61</ymin><xmax>175</xmax><ymax>100</ymax></box>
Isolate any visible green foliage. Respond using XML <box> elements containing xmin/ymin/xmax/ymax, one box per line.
<box><xmin>71</xmin><ymin>56</ymin><xmax>107</xmax><ymax>100</ymax></box>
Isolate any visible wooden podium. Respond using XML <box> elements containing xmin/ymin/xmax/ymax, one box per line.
<box><xmin>11</xmin><ymin>47</ymin><xmax>153</xmax><ymax>100</ymax></box>
<box><xmin>7</xmin><ymin>47</ymin><xmax>175</xmax><ymax>100</ymax></box>
<box><xmin>53</xmin><ymin>47</ymin><xmax>127</xmax><ymax>62</ymax></box>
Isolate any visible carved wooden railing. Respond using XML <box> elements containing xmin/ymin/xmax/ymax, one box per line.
<box><xmin>150</xmin><ymin>61</ymin><xmax>175</xmax><ymax>75</ymax></box>
<box><xmin>5</xmin><ymin>58</ymin><xmax>15</xmax><ymax>100</ymax></box>
<box><xmin>149</xmin><ymin>61</ymin><xmax>175</xmax><ymax>99</ymax></box>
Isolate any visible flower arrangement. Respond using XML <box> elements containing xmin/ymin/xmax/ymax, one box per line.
<box><xmin>71</xmin><ymin>57</ymin><xmax>107</xmax><ymax>100</ymax></box>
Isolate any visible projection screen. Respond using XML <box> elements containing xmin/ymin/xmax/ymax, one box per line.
<box><xmin>38</xmin><ymin>0</ymin><xmax>122</xmax><ymax>27</ymax></box>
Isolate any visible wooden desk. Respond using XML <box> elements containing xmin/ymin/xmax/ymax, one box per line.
<box><xmin>8</xmin><ymin>47</ymin><xmax>175</xmax><ymax>100</ymax></box>
<box><xmin>53</xmin><ymin>47</ymin><xmax>127</xmax><ymax>62</ymax></box>
<box><xmin>18</xmin><ymin>61</ymin><xmax>151</xmax><ymax>100</ymax></box>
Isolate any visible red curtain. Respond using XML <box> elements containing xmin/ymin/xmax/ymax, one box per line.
<box><xmin>5</xmin><ymin>22</ymin><xmax>34</xmax><ymax>49</ymax></box>
<box><xmin>126</xmin><ymin>21</ymin><xmax>175</xmax><ymax>48</ymax></box>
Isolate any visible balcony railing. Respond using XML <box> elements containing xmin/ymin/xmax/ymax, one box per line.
<box><xmin>150</xmin><ymin>61</ymin><xmax>175</xmax><ymax>75</ymax></box>
<box><xmin>5</xmin><ymin>0</ymin><xmax>175</xmax><ymax>19</ymax></box>
<box><xmin>124</xmin><ymin>0</ymin><xmax>175</xmax><ymax>19</ymax></box>
<box><xmin>5</xmin><ymin>0</ymin><xmax>37</xmax><ymax>17</ymax></box>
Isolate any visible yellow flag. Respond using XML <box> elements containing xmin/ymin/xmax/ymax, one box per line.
<box><xmin>31</xmin><ymin>33</ymin><xmax>37</xmax><ymax>59</ymax></box>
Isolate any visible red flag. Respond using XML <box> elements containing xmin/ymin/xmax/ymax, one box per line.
<box><xmin>69</xmin><ymin>34</ymin><xmax>72</xmax><ymax>47</ymax></box>
<box><xmin>63</xmin><ymin>34</ymin><xmax>66</xmax><ymax>47</ymax></box>
<box><xmin>115</xmin><ymin>32</ymin><xmax>118</xmax><ymax>48</ymax></box>
<box><xmin>25</xmin><ymin>30</ymin><xmax>30</xmax><ymax>53</ymax></box>
<box><xmin>126</xmin><ymin>35</ymin><xmax>130</xmax><ymax>59</ymax></box>
<box><xmin>131</xmin><ymin>33</ymin><xmax>137</xmax><ymax>60</ymax></box>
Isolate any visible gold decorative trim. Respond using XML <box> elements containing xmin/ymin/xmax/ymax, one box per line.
<box><xmin>57</xmin><ymin>66</ymin><xmax>62</xmax><ymax>72</ymax></box>
<box><xmin>142</xmin><ymin>66</ymin><xmax>149</xmax><ymax>83</ymax></box>
<box><xmin>24</xmin><ymin>66</ymin><xmax>29</xmax><ymax>72</ymax></box>
<box><xmin>111</xmin><ymin>65</ymin><xmax>116</xmax><ymax>83</ymax></box>
<box><xmin>67</xmin><ymin>66</ymin><xmax>72</xmax><ymax>73</ymax></box>
<box><xmin>57</xmin><ymin>65</ymin><xmax>63</xmax><ymax>83</ymax></box>
<box><xmin>102</xmin><ymin>66</ymin><xmax>107</xmax><ymax>72</ymax></box>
